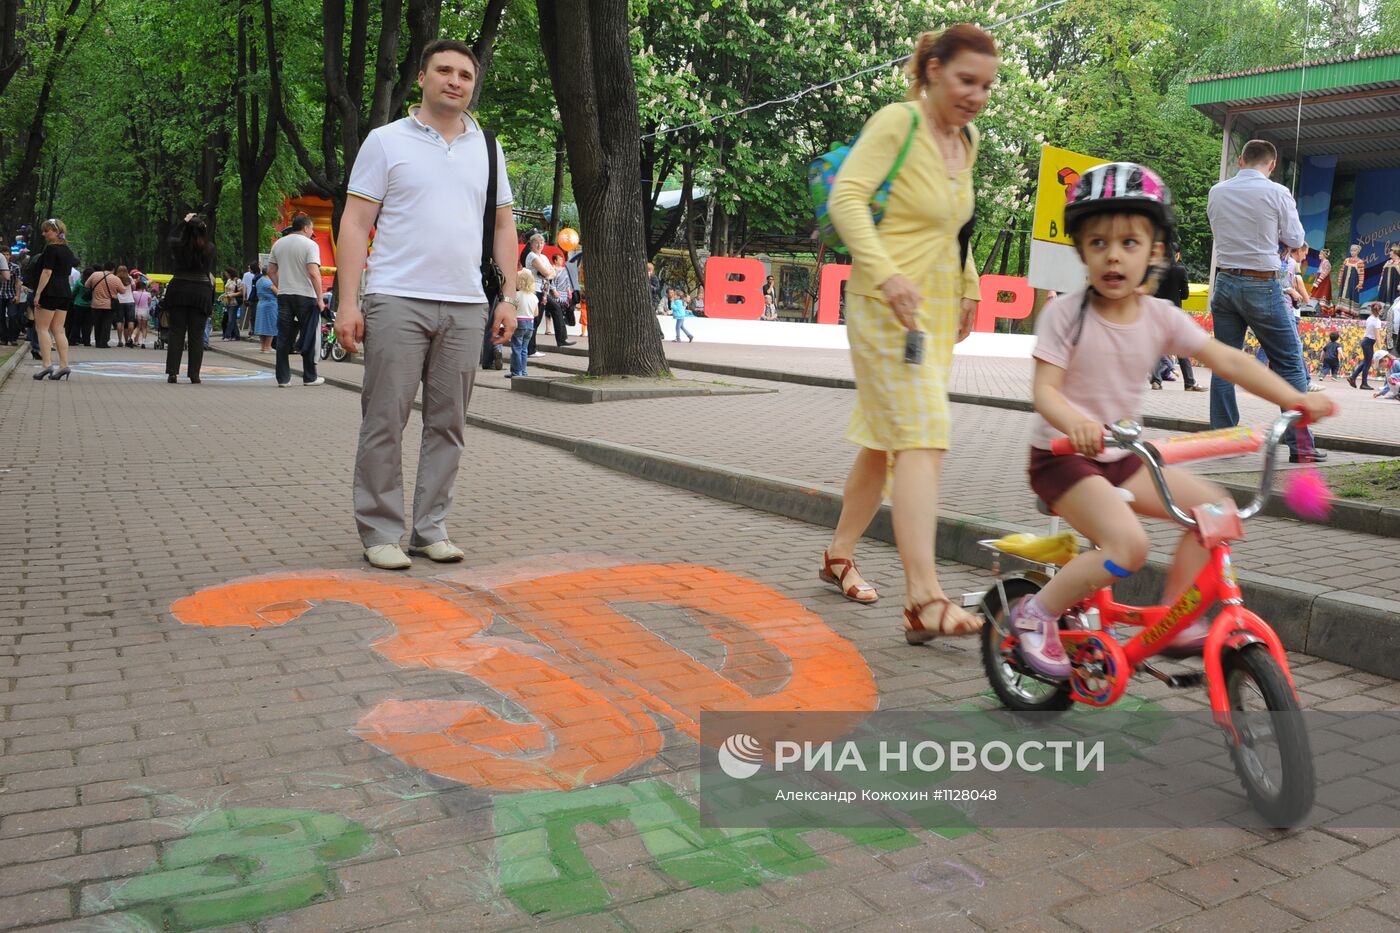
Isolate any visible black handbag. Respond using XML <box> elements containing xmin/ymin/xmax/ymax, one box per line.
<box><xmin>479</xmin><ymin>130</ymin><xmax>505</xmax><ymax>369</ymax></box>
<box><xmin>481</xmin><ymin>130</ymin><xmax>502</xmax><ymax>307</ymax></box>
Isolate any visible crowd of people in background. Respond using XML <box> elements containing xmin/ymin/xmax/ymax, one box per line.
<box><xmin>0</xmin><ymin>212</ymin><xmax>595</xmax><ymax>388</ymax></box>
<box><xmin>4</xmin><ymin>209</ymin><xmax>1396</xmax><ymax>397</ymax></box>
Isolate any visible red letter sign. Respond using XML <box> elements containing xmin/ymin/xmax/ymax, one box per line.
<box><xmin>816</xmin><ymin>264</ymin><xmax>852</xmax><ymax>325</ymax></box>
<box><xmin>704</xmin><ymin>257</ymin><xmax>765</xmax><ymax>320</ymax></box>
<box><xmin>976</xmin><ymin>274</ymin><xmax>1034</xmax><ymax>333</ymax></box>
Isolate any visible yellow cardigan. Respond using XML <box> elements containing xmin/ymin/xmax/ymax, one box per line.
<box><xmin>828</xmin><ymin>102</ymin><xmax>981</xmax><ymax>304</ymax></box>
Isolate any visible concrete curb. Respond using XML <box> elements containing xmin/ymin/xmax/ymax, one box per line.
<box><xmin>547</xmin><ymin>345</ymin><xmax>1400</xmax><ymax>460</ymax></box>
<box><xmin>0</xmin><ymin>344</ymin><xmax>28</xmax><ymax>389</ymax></box>
<box><xmin>207</xmin><ymin>343</ymin><xmax>1400</xmax><ymax>680</ymax></box>
<box><xmin>509</xmin><ymin>374</ymin><xmax>772</xmax><ymax>403</ymax></box>
<box><xmin>1216</xmin><ymin>480</ymin><xmax>1400</xmax><ymax>537</ymax></box>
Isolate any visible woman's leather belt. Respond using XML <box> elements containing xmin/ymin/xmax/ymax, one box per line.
<box><xmin>1219</xmin><ymin>268</ymin><xmax>1276</xmax><ymax>280</ymax></box>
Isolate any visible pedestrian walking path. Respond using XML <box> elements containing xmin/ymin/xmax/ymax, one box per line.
<box><xmin>635</xmin><ymin>337</ymin><xmax>1400</xmax><ymax>447</ymax></box>
<box><xmin>6</xmin><ymin>342</ymin><xmax>1400</xmax><ymax>932</ymax></box>
<box><xmin>212</xmin><ymin>338</ymin><xmax>1400</xmax><ymax>605</ymax></box>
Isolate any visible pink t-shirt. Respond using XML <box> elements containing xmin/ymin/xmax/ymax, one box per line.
<box><xmin>1030</xmin><ymin>291</ymin><xmax>1210</xmax><ymax>461</ymax></box>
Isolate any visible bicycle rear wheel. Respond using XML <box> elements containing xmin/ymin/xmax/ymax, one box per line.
<box><xmin>980</xmin><ymin>577</ymin><xmax>1071</xmax><ymax>713</ymax></box>
<box><xmin>330</xmin><ymin>344</ymin><xmax>348</xmax><ymax>362</ymax></box>
<box><xmin>1223</xmin><ymin>644</ymin><xmax>1314</xmax><ymax>826</ymax></box>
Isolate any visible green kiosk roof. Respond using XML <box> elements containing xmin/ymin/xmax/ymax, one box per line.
<box><xmin>1187</xmin><ymin>49</ymin><xmax>1400</xmax><ymax>171</ymax></box>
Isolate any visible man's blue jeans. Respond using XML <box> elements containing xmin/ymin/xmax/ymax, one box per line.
<box><xmin>1208</xmin><ymin>272</ymin><xmax>1313</xmax><ymax>454</ymax></box>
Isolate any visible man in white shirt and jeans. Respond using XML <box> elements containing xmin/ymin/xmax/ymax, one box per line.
<box><xmin>335</xmin><ymin>38</ymin><xmax>518</xmax><ymax>570</ymax></box>
<box><xmin>268</xmin><ymin>213</ymin><xmax>326</xmax><ymax>387</ymax></box>
<box><xmin>1206</xmin><ymin>138</ymin><xmax>1323</xmax><ymax>463</ymax></box>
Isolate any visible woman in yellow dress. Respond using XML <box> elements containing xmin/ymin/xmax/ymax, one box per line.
<box><xmin>820</xmin><ymin>24</ymin><xmax>997</xmax><ymax>641</ymax></box>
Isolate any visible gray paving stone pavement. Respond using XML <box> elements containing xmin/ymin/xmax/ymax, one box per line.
<box><xmin>2</xmin><ymin>341</ymin><xmax>1399</xmax><ymax>931</ymax></box>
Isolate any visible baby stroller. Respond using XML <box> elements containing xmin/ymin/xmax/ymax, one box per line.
<box><xmin>151</xmin><ymin>298</ymin><xmax>169</xmax><ymax>351</ymax></box>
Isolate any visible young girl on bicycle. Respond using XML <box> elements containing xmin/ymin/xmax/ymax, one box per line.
<box><xmin>1011</xmin><ymin>162</ymin><xmax>1336</xmax><ymax>678</ymax></box>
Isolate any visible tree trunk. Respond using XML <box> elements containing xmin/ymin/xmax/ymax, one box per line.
<box><xmin>272</xmin><ymin>0</ymin><xmax>448</xmax><ymax>265</ymax></box>
<box><xmin>0</xmin><ymin>0</ymin><xmax>91</xmax><ymax>228</ymax></box>
<box><xmin>0</xmin><ymin>0</ymin><xmax>20</xmax><ymax>99</ymax></box>
<box><xmin>549</xmin><ymin>134</ymin><xmax>564</xmax><ymax>239</ymax></box>
<box><xmin>537</xmin><ymin>0</ymin><xmax>667</xmax><ymax>377</ymax></box>
<box><xmin>196</xmin><ymin>122</ymin><xmax>232</xmax><ymax>256</ymax></box>
<box><xmin>235</xmin><ymin>0</ymin><xmax>280</xmax><ymax>265</ymax></box>
<box><xmin>469</xmin><ymin>0</ymin><xmax>509</xmax><ymax>110</ymax></box>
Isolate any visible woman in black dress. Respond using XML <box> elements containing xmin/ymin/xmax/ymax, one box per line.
<box><xmin>32</xmin><ymin>218</ymin><xmax>78</xmax><ymax>380</ymax></box>
<box><xmin>164</xmin><ymin>213</ymin><xmax>216</xmax><ymax>383</ymax></box>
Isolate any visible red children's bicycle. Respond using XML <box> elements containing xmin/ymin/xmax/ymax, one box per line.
<box><xmin>977</xmin><ymin>412</ymin><xmax>1315</xmax><ymax>826</ymax></box>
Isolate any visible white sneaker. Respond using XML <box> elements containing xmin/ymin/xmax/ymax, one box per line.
<box><xmin>364</xmin><ymin>544</ymin><xmax>412</xmax><ymax>570</ymax></box>
<box><xmin>305</xmin><ymin>376</ymin><xmax>326</xmax><ymax>386</ymax></box>
<box><xmin>408</xmin><ymin>539</ymin><xmax>465</xmax><ymax>563</ymax></box>
<box><xmin>528</xmin><ymin>351</ymin><xmax>545</xmax><ymax>358</ymax></box>
<box><xmin>276</xmin><ymin>382</ymin><xmax>290</xmax><ymax>388</ymax></box>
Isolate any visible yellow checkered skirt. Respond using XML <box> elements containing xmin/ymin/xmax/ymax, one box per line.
<box><xmin>845</xmin><ymin>279</ymin><xmax>960</xmax><ymax>452</ymax></box>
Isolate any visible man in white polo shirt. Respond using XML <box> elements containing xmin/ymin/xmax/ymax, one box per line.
<box><xmin>268</xmin><ymin>212</ymin><xmax>326</xmax><ymax>387</ymax></box>
<box><xmin>335</xmin><ymin>37</ymin><xmax>518</xmax><ymax>570</ymax></box>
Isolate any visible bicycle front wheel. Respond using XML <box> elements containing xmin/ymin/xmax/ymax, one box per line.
<box><xmin>330</xmin><ymin>345</ymin><xmax>348</xmax><ymax>362</ymax></box>
<box><xmin>1223</xmin><ymin>644</ymin><xmax>1314</xmax><ymax>827</ymax></box>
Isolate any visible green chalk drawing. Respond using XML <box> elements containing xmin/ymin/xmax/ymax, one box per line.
<box><xmin>492</xmin><ymin>780</ymin><xmax>918</xmax><ymax>917</ymax></box>
<box><xmin>108</xmin><ymin>807</ymin><xmax>372</xmax><ymax>931</ymax></box>
<box><xmin>491</xmin><ymin>694</ymin><xmax>1177</xmax><ymax>917</ymax></box>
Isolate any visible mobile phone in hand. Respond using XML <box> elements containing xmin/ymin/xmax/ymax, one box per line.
<box><xmin>904</xmin><ymin>329</ymin><xmax>926</xmax><ymax>365</ymax></box>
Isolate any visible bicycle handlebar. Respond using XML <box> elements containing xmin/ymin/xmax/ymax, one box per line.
<box><xmin>1047</xmin><ymin>410</ymin><xmax>1305</xmax><ymax>529</ymax></box>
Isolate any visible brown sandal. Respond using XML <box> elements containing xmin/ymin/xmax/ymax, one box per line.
<box><xmin>903</xmin><ymin>597</ymin><xmax>983</xmax><ymax>643</ymax></box>
<box><xmin>820</xmin><ymin>550</ymin><xmax>878</xmax><ymax>604</ymax></box>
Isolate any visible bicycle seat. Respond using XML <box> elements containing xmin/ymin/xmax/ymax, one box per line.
<box><xmin>986</xmin><ymin>532</ymin><xmax>1079</xmax><ymax>566</ymax></box>
<box><xmin>1034</xmin><ymin>487</ymin><xmax>1135</xmax><ymax>516</ymax></box>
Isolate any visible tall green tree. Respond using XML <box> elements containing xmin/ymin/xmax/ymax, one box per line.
<box><xmin>231</xmin><ymin>0</ymin><xmax>280</xmax><ymax>265</ymax></box>
<box><xmin>538</xmin><ymin>0</ymin><xmax>667</xmax><ymax>376</ymax></box>
<box><xmin>0</xmin><ymin>0</ymin><xmax>100</xmax><ymax>234</ymax></box>
<box><xmin>269</xmin><ymin>0</ymin><xmax>442</xmax><ymax>239</ymax></box>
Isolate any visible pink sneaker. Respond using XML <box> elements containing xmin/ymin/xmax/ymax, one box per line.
<box><xmin>1009</xmin><ymin>597</ymin><xmax>1071</xmax><ymax>678</ymax></box>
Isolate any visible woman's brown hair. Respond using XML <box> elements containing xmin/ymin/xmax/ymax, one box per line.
<box><xmin>116</xmin><ymin>265</ymin><xmax>131</xmax><ymax>287</ymax></box>
<box><xmin>905</xmin><ymin>24</ymin><xmax>997</xmax><ymax>100</ymax></box>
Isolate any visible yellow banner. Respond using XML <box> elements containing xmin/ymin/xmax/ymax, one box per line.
<box><xmin>1031</xmin><ymin>145</ymin><xmax>1110</xmax><ymax>245</ymax></box>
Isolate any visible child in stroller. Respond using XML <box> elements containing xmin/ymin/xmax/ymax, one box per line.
<box><xmin>150</xmin><ymin>285</ymin><xmax>169</xmax><ymax>351</ymax></box>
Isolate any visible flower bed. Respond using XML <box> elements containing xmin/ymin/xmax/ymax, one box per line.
<box><xmin>1186</xmin><ymin>311</ymin><xmax>1372</xmax><ymax>373</ymax></box>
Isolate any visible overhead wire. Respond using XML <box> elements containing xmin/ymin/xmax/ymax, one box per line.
<box><xmin>1290</xmin><ymin>0</ymin><xmax>1311</xmax><ymax>195</ymax></box>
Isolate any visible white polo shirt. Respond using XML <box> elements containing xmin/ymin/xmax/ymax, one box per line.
<box><xmin>347</xmin><ymin>108</ymin><xmax>512</xmax><ymax>303</ymax></box>
<box><xmin>269</xmin><ymin>233</ymin><xmax>322</xmax><ymax>298</ymax></box>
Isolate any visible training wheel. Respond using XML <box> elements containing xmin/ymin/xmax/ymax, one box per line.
<box><xmin>1069</xmin><ymin>632</ymin><xmax>1129</xmax><ymax>707</ymax></box>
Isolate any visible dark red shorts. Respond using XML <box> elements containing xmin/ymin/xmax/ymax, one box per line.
<box><xmin>1028</xmin><ymin>446</ymin><xmax>1143</xmax><ymax>509</ymax></box>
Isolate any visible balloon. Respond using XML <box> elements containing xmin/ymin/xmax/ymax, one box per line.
<box><xmin>557</xmin><ymin>228</ymin><xmax>580</xmax><ymax>252</ymax></box>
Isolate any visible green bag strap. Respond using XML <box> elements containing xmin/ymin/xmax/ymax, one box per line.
<box><xmin>885</xmin><ymin>103</ymin><xmax>920</xmax><ymax>188</ymax></box>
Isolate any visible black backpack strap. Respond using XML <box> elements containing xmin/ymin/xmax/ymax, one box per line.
<box><xmin>957</xmin><ymin>126</ymin><xmax>976</xmax><ymax>269</ymax></box>
<box><xmin>481</xmin><ymin>130</ymin><xmax>500</xmax><ymax>303</ymax></box>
